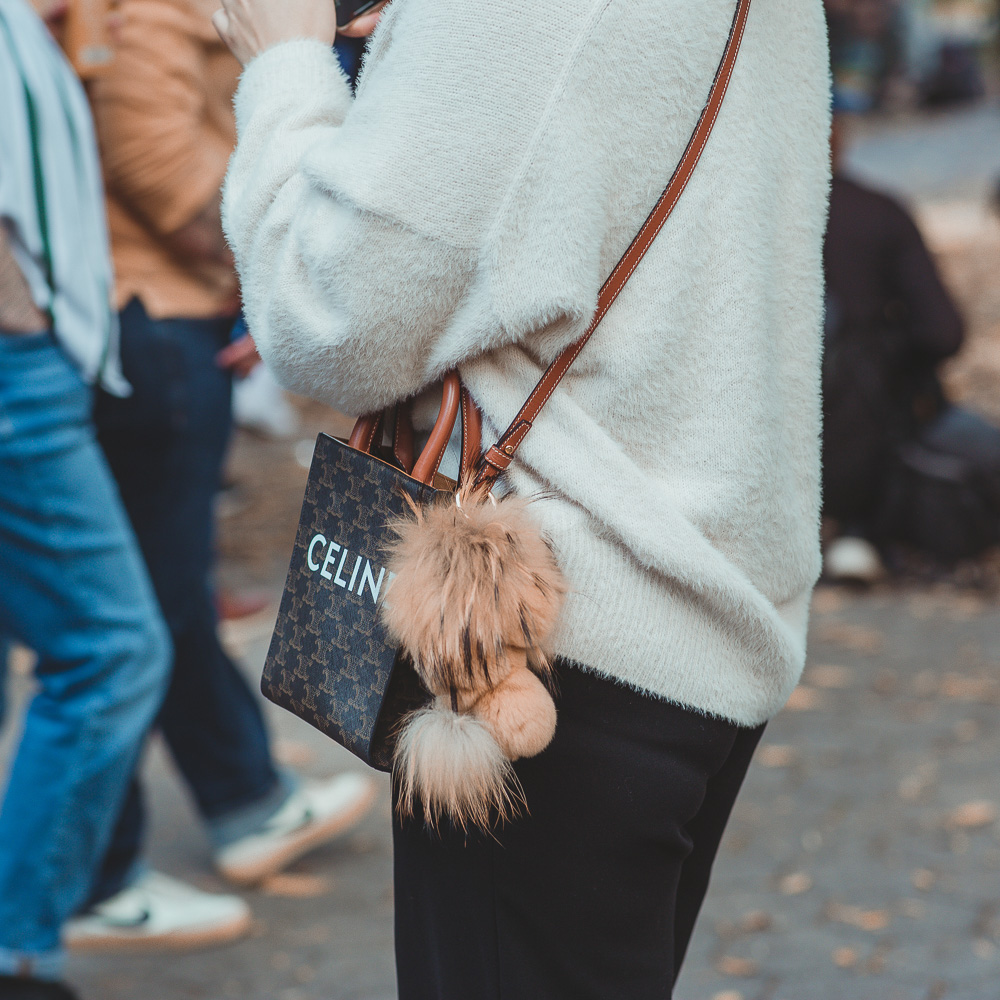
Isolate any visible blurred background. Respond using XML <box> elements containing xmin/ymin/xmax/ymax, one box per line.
<box><xmin>4</xmin><ymin>0</ymin><xmax>1000</xmax><ymax>998</ymax></box>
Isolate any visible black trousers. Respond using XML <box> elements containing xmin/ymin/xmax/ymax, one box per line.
<box><xmin>393</xmin><ymin>665</ymin><xmax>764</xmax><ymax>1000</ymax></box>
<box><xmin>89</xmin><ymin>299</ymin><xmax>281</xmax><ymax>903</ymax></box>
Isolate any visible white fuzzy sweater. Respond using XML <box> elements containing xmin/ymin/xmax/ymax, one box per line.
<box><xmin>223</xmin><ymin>0</ymin><xmax>831</xmax><ymax>726</ymax></box>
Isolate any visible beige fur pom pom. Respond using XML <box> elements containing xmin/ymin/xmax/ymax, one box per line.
<box><xmin>456</xmin><ymin>651</ymin><xmax>557</xmax><ymax>760</ymax></box>
<box><xmin>382</xmin><ymin>487</ymin><xmax>566</xmax><ymax>694</ymax></box>
<box><xmin>382</xmin><ymin>486</ymin><xmax>566</xmax><ymax>829</ymax></box>
<box><xmin>471</xmin><ymin>665</ymin><xmax>556</xmax><ymax>760</ymax></box>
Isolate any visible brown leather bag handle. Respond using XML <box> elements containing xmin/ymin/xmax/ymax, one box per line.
<box><xmin>474</xmin><ymin>0</ymin><xmax>753</xmax><ymax>487</ymax></box>
<box><xmin>347</xmin><ymin>410</ymin><xmax>383</xmax><ymax>455</ymax></box>
<box><xmin>348</xmin><ymin>401</ymin><xmax>418</xmax><ymax>475</ymax></box>
<box><xmin>411</xmin><ymin>371</ymin><xmax>462</xmax><ymax>484</ymax></box>
<box><xmin>349</xmin><ymin>371</ymin><xmax>463</xmax><ymax>486</ymax></box>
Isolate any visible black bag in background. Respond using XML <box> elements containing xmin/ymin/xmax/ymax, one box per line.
<box><xmin>876</xmin><ymin>406</ymin><xmax>1000</xmax><ymax>564</ymax></box>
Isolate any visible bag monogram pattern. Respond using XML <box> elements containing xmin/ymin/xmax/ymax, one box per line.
<box><xmin>261</xmin><ymin>433</ymin><xmax>434</xmax><ymax>770</ymax></box>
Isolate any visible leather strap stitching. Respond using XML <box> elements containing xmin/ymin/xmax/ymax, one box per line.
<box><xmin>363</xmin><ymin>415</ymin><xmax>380</xmax><ymax>453</ymax></box>
<box><xmin>461</xmin><ymin>388</ymin><xmax>474</xmax><ymax>481</ymax></box>
<box><xmin>459</xmin><ymin>389</ymin><xmax>469</xmax><ymax>480</ymax></box>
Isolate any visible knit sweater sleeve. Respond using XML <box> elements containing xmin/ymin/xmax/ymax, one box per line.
<box><xmin>223</xmin><ymin>0</ymin><xmax>601</xmax><ymax>415</ymax></box>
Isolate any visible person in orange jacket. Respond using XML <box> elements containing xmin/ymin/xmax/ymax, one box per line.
<box><xmin>66</xmin><ymin>0</ymin><xmax>375</xmax><ymax>952</ymax></box>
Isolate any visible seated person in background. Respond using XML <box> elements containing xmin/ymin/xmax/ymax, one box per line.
<box><xmin>824</xmin><ymin>115</ymin><xmax>1000</xmax><ymax>579</ymax></box>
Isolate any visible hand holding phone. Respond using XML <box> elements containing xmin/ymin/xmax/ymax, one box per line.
<box><xmin>334</xmin><ymin>0</ymin><xmax>381</xmax><ymax>31</ymax></box>
<box><xmin>214</xmin><ymin>0</ymin><xmax>385</xmax><ymax>67</ymax></box>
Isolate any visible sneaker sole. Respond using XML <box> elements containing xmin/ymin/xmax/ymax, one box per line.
<box><xmin>66</xmin><ymin>910</ymin><xmax>252</xmax><ymax>953</ymax></box>
<box><xmin>217</xmin><ymin>781</ymin><xmax>378</xmax><ymax>887</ymax></box>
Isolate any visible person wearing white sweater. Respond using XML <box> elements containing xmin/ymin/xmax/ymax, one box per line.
<box><xmin>215</xmin><ymin>0</ymin><xmax>831</xmax><ymax>993</ymax></box>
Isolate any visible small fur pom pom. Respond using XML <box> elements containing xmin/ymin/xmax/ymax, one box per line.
<box><xmin>394</xmin><ymin>699</ymin><xmax>521</xmax><ymax>830</ymax></box>
<box><xmin>382</xmin><ymin>487</ymin><xmax>566</xmax><ymax>695</ymax></box>
<box><xmin>470</xmin><ymin>663</ymin><xmax>557</xmax><ymax>761</ymax></box>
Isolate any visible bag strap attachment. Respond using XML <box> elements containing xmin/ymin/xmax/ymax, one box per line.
<box><xmin>473</xmin><ymin>0</ymin><xmax>753</xmax><ymax>487</ymax></box>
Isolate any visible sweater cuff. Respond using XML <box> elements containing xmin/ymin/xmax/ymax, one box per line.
<box><xmin>234</xmin><ymin>39</ymin><xmax>353</xmax><ymax>137</ymax></box>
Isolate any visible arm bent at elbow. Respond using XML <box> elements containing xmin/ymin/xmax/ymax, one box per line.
<box><xmin>227</xmin><ymin>170</ymin><xmax>479</xmax><ymax>415</ymax></box>
<box><xmin>222</xmin><ymin>40</ymin><xmax>487</xmax><ymax>415</ymax></box>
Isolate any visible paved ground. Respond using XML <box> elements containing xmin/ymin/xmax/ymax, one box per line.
<box><xmin>675</xmin><ymin>584</ymin><xmax>1000</xmax><ymax>1000</ymax></box>
<box><xmin>7</xmin><ymin>581</ymin><xmax>994</xmax><ymax>1000</ymax></box>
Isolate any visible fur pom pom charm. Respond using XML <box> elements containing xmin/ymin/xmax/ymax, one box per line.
<box><xmin>382</xmin><ymin>484</ymin><xmax>566</xmax><ymax>829</ymax></box>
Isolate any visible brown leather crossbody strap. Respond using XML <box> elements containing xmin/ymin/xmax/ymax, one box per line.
<box><xmin>475</xmin><ymin>0</ymin><xmax>753</xmax><ymax>487</ymax></box>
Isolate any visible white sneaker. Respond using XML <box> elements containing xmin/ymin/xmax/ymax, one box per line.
<box><xmin>215</xmin><ymin>773</ymin><xmax>376</xmax><ymax>886</ymax></box>
<box><xmin>64</xmin><ymin>871</ymin><xmax>251</xmax><ymax>952</ymax></box>
<box><xmin>824</xmin><ymin>535</ymin><xmax>885</xmax><ymax>584</ymax></box>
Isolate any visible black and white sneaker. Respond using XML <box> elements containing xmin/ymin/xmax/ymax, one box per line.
<box><xmin>64</xmin><ymin>871</ymin><xmax>251</xmax><ymax>952</ymax></box>
<box><xmin>215</xmin><ymin>773</ymin><xmax>376</xmax><ymax>886</ymax></box>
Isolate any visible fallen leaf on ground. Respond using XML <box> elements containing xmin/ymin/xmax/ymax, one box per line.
<box><xmin>939</xmin><ymin>674</ymin><xmax>1000</xmax><ymax>702</ymax></box>
<box><xmin>871</xmin><ymin>668</ymin><xmax>898</xmax><ymax>695</ymax></box>
<box><xmin>827</xmin><ymin>902</ymin><xmax>891</xmax><ymax>932</ymax></box>
<box><xmin>814</xmin><ymin>622</ymin><xmax>884</xmax><ymax>654</ymax></box>
<box><xmin>784</xmin><ymin>686</ymin><xmax>823</xmax><ymax>711</ymax></box>
<box><xmin>945</xmin><ymin>800</ymin><xmax>998</xmax><ymax>830</ymax></box>
<box><xmin>260</xmin><ymin>873</ymin><xmax>331</xmax><ymax>898</ymax></box>
<box><xmin>832</xmin><ymin>947</ymin><xmax>859</xmax><ymax>968</ymax></box>
<box><xmin>738</xmin><ymin>910</ymin><xmax>773</xmax><ymax>934</ymax></box>
<box><xmin>716</xmin><ymin>956</ymin><xmax>758</xmax><ymax>977</ymax></box>
<box><xmin>756</xmin><ymin>744</ymin><xmax>797</xmax><ymax>768</ymax></box>
<box><xmin>806</xmin><ymin>664</ymin><xmax>854</xmax><ymax>689</ymax></box>
<box><xmin>778</xmin><ymin>872</ymin><xmax>813</xmax><ymax>895</ymax></box>
<box><xmin>945</xmin><ymin>594</ymin><xmax>987</xmax><ymax>621</ymax></box>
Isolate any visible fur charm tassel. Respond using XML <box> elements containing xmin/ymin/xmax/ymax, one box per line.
<box><xmin>382</xmin><ymin>485</ymin><xmax>566</xmax><ymax>829</ymax></box>
<box><xmin>393</xmin><ymin>700</ymin><xmax>518</xmax><ymax>830</ymax></box>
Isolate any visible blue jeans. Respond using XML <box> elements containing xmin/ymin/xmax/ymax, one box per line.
<box><xmin>0</xmin><ymin>331</ymin><xmax>170</xmax><ymax>977</ymax></box>
<box><xmin>88</xmin><ymin>300</ymin><xmax>286</xmax><ymax>904</ymax></box>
